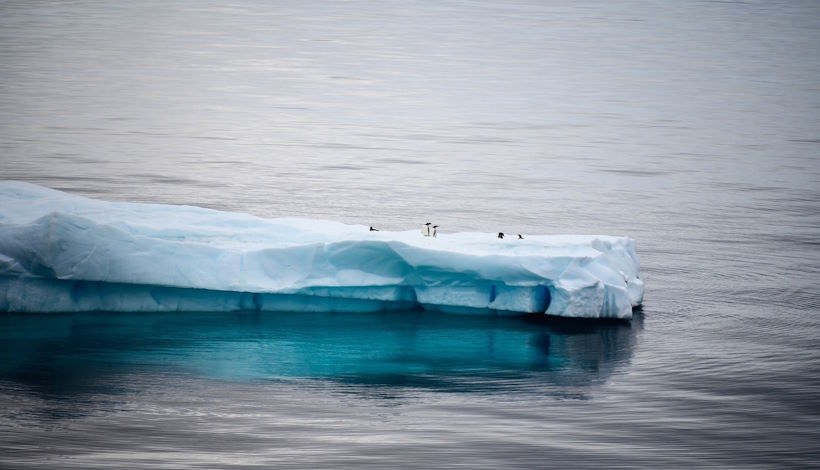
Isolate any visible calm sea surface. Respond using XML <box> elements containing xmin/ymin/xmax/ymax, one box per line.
<box><xmin>1</xmin><ymin>0</ymin><xmax>819</xmax><ymax>468</ymax></box>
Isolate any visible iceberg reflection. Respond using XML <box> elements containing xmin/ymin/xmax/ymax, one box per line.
<box><xmin>0</xmin><ymin>310</ymin><xmax>642</xmax><ymax>396</ymax></box>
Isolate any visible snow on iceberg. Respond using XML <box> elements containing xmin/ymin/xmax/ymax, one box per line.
<box><xmin>0</xmin><ymin>182</ymin><xmax>644</xmax><ymax>319</ymax></box>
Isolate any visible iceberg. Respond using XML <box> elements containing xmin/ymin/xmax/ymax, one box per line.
<box><xmin>0</xmin><ymin>182</ymin><xmax>644</xmax><ymax>319</ymax></box>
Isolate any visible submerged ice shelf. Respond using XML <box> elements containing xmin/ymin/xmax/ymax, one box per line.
<box><xmin>0</xmin><ymin>182</ymin><xmax>643</xmax><ymax>319</ymax></box>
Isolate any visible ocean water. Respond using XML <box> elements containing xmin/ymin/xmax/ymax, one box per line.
<box><xmin>1</xmin><ymin>0</ymin><xmax>819</xmax><ymax>468</ymax></box>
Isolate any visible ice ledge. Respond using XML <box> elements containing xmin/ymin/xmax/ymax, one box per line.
<box><xmin>0</xmin><ymin>181</ymin><xmax>644</xmax><ymax>318</ymax></box>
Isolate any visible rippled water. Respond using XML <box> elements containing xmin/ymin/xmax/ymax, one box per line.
<box><xmin>1</xmin><ymin>0</ymin><xmax>819</xmax><ymax>467</ymax></box>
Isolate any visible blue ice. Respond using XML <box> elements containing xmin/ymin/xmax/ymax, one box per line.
<box><xmin>0</xmin><ymin>182</ymin><xmax>643</xmax><ymax>318</ymax></box>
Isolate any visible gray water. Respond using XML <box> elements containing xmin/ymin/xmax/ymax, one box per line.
<box><xmin>1</xmin><ymin>0</ymin><xmax>819</xmax><ymax>468</ymax></box>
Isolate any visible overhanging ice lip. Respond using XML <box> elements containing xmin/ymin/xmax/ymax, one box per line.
<box><xmin>0</xmin><ymin>181</ymin><xmax>644</xmax><ymax>318</ymax></box>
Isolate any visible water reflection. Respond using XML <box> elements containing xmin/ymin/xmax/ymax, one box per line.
<box><xmin>0</xmin><ymin>310</ymin><xmax>641</xmax><ymax>398</ymax></box>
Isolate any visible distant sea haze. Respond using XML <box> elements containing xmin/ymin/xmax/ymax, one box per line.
<box><xmin>1</xmin><ymin>0</ymin><xmax>819</xmax><ymax>468</ymax></box>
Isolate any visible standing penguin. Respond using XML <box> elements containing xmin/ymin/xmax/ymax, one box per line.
<box><xmin>422</xmin><ymin>222</ymin><xmax>432</xmax><ymax>237</ymax></box>
<box><xmin>497</xmin><ymin>232</ymin><xmax>505</xmax><ymax>239</ymax></box>
<box><xmin>432</xmin><ymin>225</ymin><xmax>438</xmax><ymax>238</ymax></box>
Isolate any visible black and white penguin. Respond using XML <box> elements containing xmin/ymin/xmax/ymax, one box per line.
<box><xmin>422</xmin><ymin>222</ymin><xmax>432</xmax><ymax>237</ymax></box>
<box><xmin>432</xmin><ymin>225</ymin><xmax>438</xmax><ymax>238</ymax></box>
<box><xmin>369</xmin><ymin>226</ymin><xmax>379</xmax><ymax>231</ymax></box>
<box><xmin>498</xmin><ymin>232</ymin><xmax>504</xmax><ymax>239</ymax></box>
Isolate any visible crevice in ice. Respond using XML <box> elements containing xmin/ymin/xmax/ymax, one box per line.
<box><xmin>252</xmin><ymin>292</ymin><xmax>262</xmax><ymax>310</ymax></box>
<box><xmin>149</xmin><ymin>287</ymin><xmax>164</xmax><ymax>308</ymax></box>
<box><xmin>239</xmin><ymin>292</ymin><xmax>260</xmax><ymax>311</ymax></box>
<box><xmin>537</xmin><ymin>285</ymin><xmax>551</xmax><ymax>313</ymax></box>
<box><xmin>70</xmin><ymin>280</ymin><xmax>82</xmax><ymax>304</ymax></box>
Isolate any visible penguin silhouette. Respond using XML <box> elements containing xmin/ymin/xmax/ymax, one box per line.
<box><xmin>517</xmin><ymin>234</ymin><xmax>523</xmax><ymax>239</ymax></box>
<box><xmin>422</xmin><ymin>222</ymin><xmax>432</xmax><ymax>237</ymax></box>
<box><xmin>369</xmin><ymin>226</ymin><xmax>379</xmax><ymax>231</ymax></box>
<box><xmin>498</xmin><ymin>232</ymin><xmax>504</xmax><ymax>239</ymax></box>
<box><xmin>432</xmin><ymin>225</ymin><xmax>438</xmax><ymax>237</ymax></box>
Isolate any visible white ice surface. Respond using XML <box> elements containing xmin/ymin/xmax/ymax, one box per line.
<box><xmin>0</xmin><ymin>182</ymin><xmax>643</xmax><ymax>318</ymax></box>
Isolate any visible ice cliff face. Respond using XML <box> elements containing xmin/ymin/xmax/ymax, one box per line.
<box><xmin>0</xmin><ymin>182</ymin><xmax>643</xmax><ymax>318</ymax></box>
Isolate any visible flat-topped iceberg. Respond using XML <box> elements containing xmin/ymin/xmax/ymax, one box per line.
<box><xmin>0</xmin><ymin>182</ymin><xmax>643</xmax><ymax>318</ymax></box>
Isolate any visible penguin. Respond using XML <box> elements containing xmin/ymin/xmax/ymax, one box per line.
<box><xmin>369</xmin><ymin>226</ymin><xmax>379</xmax><ymax>231</ymax></box>
<box><xmin>517</xmin><ymin>234</ymin><xmax>523</xmax><ymax>239</ymax></box>
<box><xmin>422</xmin><ymin>222</ymin><xmax>432</xmax><ymax>237</ymax></box>
<box><xmin>432</xmin><ymin>225</ymin><xmax>438</xmax><ymax>237</ymax></box>
<box><xmin>498</xmin><ymin>232</ymin><xmax>504</xmax><ymax>239</ymax></box>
